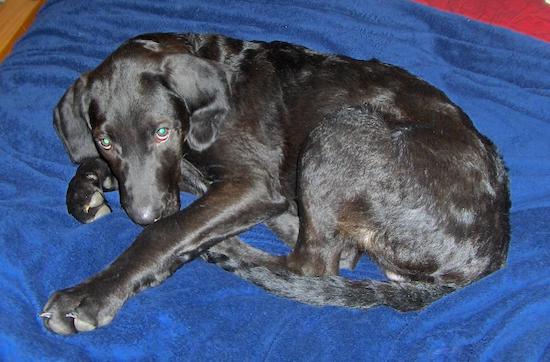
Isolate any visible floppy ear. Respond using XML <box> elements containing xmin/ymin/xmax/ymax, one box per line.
<box><xmin>160</xmin><ymin>54</ymin><xmax>231</xmax><ymax>152</ymax></box>
<box><xmin>53</xmin><ymin>75</ymin><xmax>99</xmax><ymax>163</ymax></box>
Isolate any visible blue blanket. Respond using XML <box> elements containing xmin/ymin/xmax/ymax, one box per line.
<box><xmin>1</xmin><ymin>0</ymin><xmax>549</xmax><ymax>360</ymax></box>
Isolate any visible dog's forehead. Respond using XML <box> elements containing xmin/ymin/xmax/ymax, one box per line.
<box><xmin>88</xmin><ymin>73</ymin><xmax>178</xmax><ymax>134</ymax></box>
<box><xmin>89</xmin><ymin>57</ymin><xmax>169</xmax><ymax>107</ymax></box>
<box><xmin>91</xmin><ymin>56</ymin><xmax>154</xmax><ymax>93</ymax></box>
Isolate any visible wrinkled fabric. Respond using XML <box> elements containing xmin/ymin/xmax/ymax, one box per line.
<box><xmin>0</xmin><ymin>0</ymin><xmax>549</xmax><ymax>360</ymax></box>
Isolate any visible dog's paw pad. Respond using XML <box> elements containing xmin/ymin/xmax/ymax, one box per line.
<box><xmin>67</xmin><ymin>173</ymin><xmax>114</xmax><ymax>224</ymax></box>
<box><xmin>93</xmin><ymin>204</ymin><xmax>111</xmax><ymax>219</ymax></box>
<box><xmin>42</xmin><ymin>316</ymin><xmax>76</xmax><ymax>336</ymax></box>
<box><xmin>68</xmin><ymin>186</ymin><xmax>112</xmax><ymax>224</ymax></box>
<box><xmin>69</xmin><ymin>313</ymin><xmax>97</xmax><ymax>332</ymax></box>
<box><xmin>41</xmin><ymin>283</ymin><xmax>120</xmax><ymax>335</ymax></box>
<box><xmin>83</xmin><ymin>204</ymin><xmax>111</xmax><ymax>224</ymax></box>
<box><xmin>87</xmin><ymin>191</ymin><xmax>105</xmax><ymax>209</ymax></box>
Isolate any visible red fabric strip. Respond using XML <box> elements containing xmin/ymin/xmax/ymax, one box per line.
<box><xmin>414</xmin><ymin>0</ymin><xmax>550</xmax><ymax>42</ymax></box>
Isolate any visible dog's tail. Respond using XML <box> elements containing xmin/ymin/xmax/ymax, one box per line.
<box><xmin>204</xmin><ymin>241</ymin><xmax>455</xmax><ymax>311</ymax></box>
<box><xmin>230</xmin><ymin>264</ymin><xmax>453</xmax><ymax>311</ymax></box>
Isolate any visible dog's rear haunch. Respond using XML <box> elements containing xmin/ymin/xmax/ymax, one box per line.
<box><xmin>42</xmin><ymin>33</ymin><xmax>509</xmax><ymax>335</ymax></box>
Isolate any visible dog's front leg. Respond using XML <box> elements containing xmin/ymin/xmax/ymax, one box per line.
<box><xmin>41</xmin><ymin>180</ymin><xmax>287</xmax><ymax>335</ymax></box>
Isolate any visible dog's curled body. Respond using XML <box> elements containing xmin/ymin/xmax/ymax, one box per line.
<box><xmin>43</xmin><ymin>33</ymin><xmax>510</xmax><ymax>334</ymax></box>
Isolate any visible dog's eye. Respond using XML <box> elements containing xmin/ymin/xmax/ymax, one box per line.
<box><xmin>98</xmin><ymin>137</ymin><xmax>112</xmax><ymax>150</ymax></box>
<box><xmin>155</xmin><ymin>127</ymin><xmax>170</xmax><ymax>143</ymax></box>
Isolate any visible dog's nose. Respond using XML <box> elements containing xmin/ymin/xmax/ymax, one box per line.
<box><xmin>130</xmin><ymin>206</ymin><xmax>161</xmax><ymax>226</ymax></box>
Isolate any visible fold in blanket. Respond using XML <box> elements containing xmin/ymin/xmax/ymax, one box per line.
<box><xmin>0</xmin><ymin>0</ymin><xmax>549</xmax><ymax>360</ymax></box>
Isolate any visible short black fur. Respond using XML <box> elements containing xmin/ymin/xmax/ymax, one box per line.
<box><xmin>41</xmin><ymin>33</ymin><xmax>510</xmax><ymax>335</ymax></box>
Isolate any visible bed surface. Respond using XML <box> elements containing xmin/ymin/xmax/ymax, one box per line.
<box><xmin>1</xmin><ymin>0</ymin><xmax>549</xmax><ymax>360</ymax></box>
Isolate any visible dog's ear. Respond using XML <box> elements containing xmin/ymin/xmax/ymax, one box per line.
<box><xmin>160</xmin><ymin>54</ymin><xmax>230</xmax><ymax>152</ymax></box>
<box><xmin>53</xmin><ymin>75</ymin><xmax>99</xmax><ymax>163</ymax></box>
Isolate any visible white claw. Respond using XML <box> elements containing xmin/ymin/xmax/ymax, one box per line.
<box><xmin>39</xmin><ymin>312</ymin><xmax>52</xmax><ymax>319</ymax></box>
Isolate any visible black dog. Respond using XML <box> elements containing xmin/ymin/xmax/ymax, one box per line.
<box><xmin>41</xmin><ymin>33</ymin><xmax>510</xmax><ymax>335</ymax></box>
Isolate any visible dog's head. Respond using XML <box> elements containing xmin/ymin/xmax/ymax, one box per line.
<box><xmin>54</xmin><ymin>35</ymin><xmax>231</xmax><ymax>225</ymax></box>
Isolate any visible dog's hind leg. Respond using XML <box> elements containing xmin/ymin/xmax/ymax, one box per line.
<box><xmin>205</xmin><ymin>108</ymin><xmax>456</xmax><ymax>310</ymax></box>
<box><xmin>265</xmin><ymin>210</ymin><xmax>299</xmax><ymax>248</ymax></box>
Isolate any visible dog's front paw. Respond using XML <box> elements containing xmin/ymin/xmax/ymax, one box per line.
<box><xmin>67</xmin><ymin>173</ymin><xmax>111</xmax><ymax>223</ymax></box>
<box><xmin>40</xmin><ymin>282</ymin><xmax>123</xmax><ymax>335</ymax></box>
